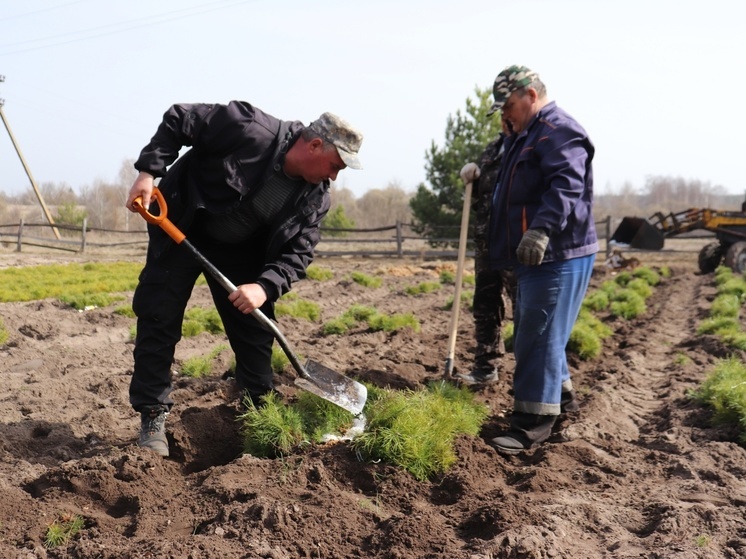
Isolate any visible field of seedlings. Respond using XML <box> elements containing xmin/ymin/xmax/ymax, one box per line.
<box><xmin>1</xmin><ymin>247</ymin><xmax>745</xmax><ymax>559</ymax></box>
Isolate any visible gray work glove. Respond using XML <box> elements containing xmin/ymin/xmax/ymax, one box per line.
<box><xmin>459</xmin><ymin>162</ymin><xmax>480</xmax><ymax>184</ymax></box>
<box><xmin>516</xmin><ymin>228</ymin><xmax>549</xmax><ymax>265</ymax></box>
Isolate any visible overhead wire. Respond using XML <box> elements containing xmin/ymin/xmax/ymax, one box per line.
<box><xmin>0</xmin><ymin>0</ymin><xmax>91</xmax><ymax>23</ymax></box>
<box><xmin>0</xmin><ymin>0</ymin><xmax>260</xmax><ymax>191</ymax></box>
<box><xmin>0</xmin><ymin>0</ymin><xmax>255</xmax><ymax>55</ymax></box>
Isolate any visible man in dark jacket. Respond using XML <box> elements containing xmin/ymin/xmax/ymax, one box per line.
<box><xmin>486</xmin><ymin>66</ymin><xmax>598</xmax><ymax>455</ymax></box>
<box><xmin>124</xmin><ymin>101</ymin><xmax>363</xmax><ymax>457</ymax></box>
<box><xmin>457</xmin><ymin>128</ymin><xmax>516</xmax><ymax>385</ymax></box>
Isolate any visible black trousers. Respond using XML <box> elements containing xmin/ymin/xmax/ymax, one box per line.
<box><xmin>472</xmin><ymin>233</ymin><xmax>516</xmax><ymax>363</ymax></box>
<box><xmin>129</xmin><ymin>238</ymin><xmax>275</xmax><ymax>412</ymax></box>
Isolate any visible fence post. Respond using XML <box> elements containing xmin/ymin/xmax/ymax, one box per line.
<box><xmin>16</xmin><ymin>218</ymin><xmax>23</xmax><ymax>252</ymax></box>
<box><xmin>605</xmin><ymin>215</ymin><xmax>612</xmax><ymax>261</ymax></box>
<box><xmin>396</xmin><ymin>221</ymin><xmax>403</xmax><ymax>258</ymax></box>
<box><xmin>80</xmin><ymin>218</ymin><xmax>88</xmax><ymax>252</ymax></box>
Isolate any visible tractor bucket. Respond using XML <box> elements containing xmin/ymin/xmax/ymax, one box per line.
<box><xmin>610</xmin><ymin>217</ymin><xmax>665</xmax><ymax>250</ymax></box>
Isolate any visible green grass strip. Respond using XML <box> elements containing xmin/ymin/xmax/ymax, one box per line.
<box><xmin>0</xmin><ymin>262</ymin><xmax>143</xmax><ymax>303</ymax></box>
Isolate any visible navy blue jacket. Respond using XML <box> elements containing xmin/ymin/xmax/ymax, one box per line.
<box><xmin>134</xmin><ymin>101</ymin><xmax>331</xmax><ymax>301</ymax></box>
<box><xmin>488</xmin><ymin>101</ymin><xmax>598</xmax><ymax>268</ymax></box>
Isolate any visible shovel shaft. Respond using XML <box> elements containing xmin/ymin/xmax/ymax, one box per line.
<box><xmin>444</xmin><ymin>180</ymin><xmax>473</xmax><ymax>377</ymax></box>
<box><xmin>179</xmin><ymin>238</ymin><xmax>310</xmax><ymax>382</ymax></box>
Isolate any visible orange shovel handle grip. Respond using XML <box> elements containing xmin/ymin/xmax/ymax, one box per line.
<box><xmin>132</xmin><ymin>187</ymin><xmax>186</xmax><ymax>244</ymax></box>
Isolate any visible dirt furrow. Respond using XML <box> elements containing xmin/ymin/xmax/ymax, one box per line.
<box><xmin>546</xmin><ymin>270</ymin><xmax>746</xmax><ymax>558</ymax></box>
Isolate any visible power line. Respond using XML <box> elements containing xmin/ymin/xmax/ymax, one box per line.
<box><xmin>0</xmin><ymin>0</ymin><xmax>92</xmax><ymax>23</ymax></box>
<box><xmin>0</xmin><ymin>0</ymin><xmax>254</xmax><ymax>55</ymax></box>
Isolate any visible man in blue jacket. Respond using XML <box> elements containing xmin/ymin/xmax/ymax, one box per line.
<box><xmin>486</xmin><ymin>66</ymin><xmax>598</xmax><ymax>455</ymax></box>
<box><xmin>125</xmin><ymin>102</ymin><xmax>363</xmax><ymax>457</ymax></box>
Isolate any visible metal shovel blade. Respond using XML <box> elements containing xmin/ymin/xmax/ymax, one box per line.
<box><xmin>294</xmin><ymin>360</ymin><xmax>367</xmax><ymax>416</ymax></box>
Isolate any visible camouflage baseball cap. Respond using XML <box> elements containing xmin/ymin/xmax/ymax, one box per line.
<box><xmin>309</xmin><ymin>112</ymin><xmax>363</xmax><ymax>169</ymax></box>
<box><xmin>486</xmin><ymin>65</ymin><xmax>541</xmax><ymax>116</ymax></box>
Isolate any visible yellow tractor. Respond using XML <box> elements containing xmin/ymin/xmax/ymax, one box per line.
<box><xmin>610</xmin><ymin>208</ymin><xmax>746</xmax><ymax>274</ymax></box>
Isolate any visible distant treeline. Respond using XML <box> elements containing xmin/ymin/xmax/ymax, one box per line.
<box><xmin>1</xmin><ymin>172</ymin><xmax>743</xmax><ymax>233</ymax></box>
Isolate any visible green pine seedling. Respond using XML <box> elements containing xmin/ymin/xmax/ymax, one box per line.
<box><xmin>0</xmin><ymin>317</ymin><xmax>8</xmax><ymax>345</ymax></box>
<box><xmin>691</xmin><ymin>358</ymin><xmax>746</xmax><ymax>443</ymax></box>
<box><xmin>627</xmin><ymin>278</ymin><xmax>653</xmax><ymax>299</ymax></box>
<box><xmin>582</xmin><ymin>290</ymin><xmax>610</xmax><ymax>312</ymax></box>
<box><xmin>609</xmin><ymin>289</ymin><xmax>646</xmax><ymax>319</ymax></box>
<box><xmin>351</xmin><ymin>271</ymin><xmax>382</xmax><ymax>288</ymax></box>
<box><xmin>181</xmin><ymin>344</ymin><xmax>229</xmax><ymax>378</ymax></box>
<box><xmin>182</xmin><ymin>307</ymin><xmax>225</xmax><ymax>337</ymax></box>
<box><xmin>113</xmin><ymin>304</ymin><xmax>136</xmax><ymax>318</ymax></box>
<box><xmin>404</xmin><ymin>281</ymin><xmax>441</xmax><ymax>296</ymax></box>
<box><xmin>352</xmin><ymin>382</ymin><xmax>488</xmax><ymax>481</ymax></box>
<box><xmin>306</xmin><ymin>265</ymin><xmax>334</xmax><ymax>281</ymax></box>
<box><xmin>239</xmin><ymin>392</ymin><xmax>308</xmax><ymax>457</ymax></box>
<box><xmin>439</xmin><ymin>270</ymin><xmax>455</xmax><ymax>284</ymax></box>
<box><xmin>367</xmin><ymin>312</ymin><xmax>420</xmax><ymax>333</ymax></box>
<box><xmin>44</xmin><ymin>513</ymin><xmax>84</xmax><ymax>549</ymax></box>
<box><xmin>711</xmin><ymin>294</ymin><xmax>741</xmax><ymax>318</ymax></box>
<box><xmin>275</xmin><ymin>299</ymin><xmax>321</xmax><ymax>322</ymax></box>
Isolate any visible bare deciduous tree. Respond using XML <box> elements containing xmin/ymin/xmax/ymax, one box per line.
<box><xmin>17</xmin><ymin>181</ymin><xmax>76</xmax><ymax>206</ymax></box>
<box><xmin>329</xmin><ymin>182</ymin><xmax>414</xmax><ymax>230</ymax></box>
<box><xmin>116</xmin><ymin>159</ymin><xmax>142</xmax><ymax>231</ymax></box>
<box><xmin>642</xmin><ymin>175</ymin><xmax>727</xmax><ymax>214</ymax></box>
<box><xmin>357</xmin><ymin>183</ymin><xmax>413</xmax><ymax>228</ymax></box>
<box><xmin>78</xmin><ymin>179</ymin><xmax>122</xmax><ymax>229</ymax></box>
<box><xmin>595</xmin><ymin>176</ymin><xmax>736</xmax><ymax>221</ymax></box>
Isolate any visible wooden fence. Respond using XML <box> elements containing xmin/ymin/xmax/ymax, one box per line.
<box><xmin>0</xmin><ymin>216</ymin><xmax>710</xmax><ymax>261</ymax></box>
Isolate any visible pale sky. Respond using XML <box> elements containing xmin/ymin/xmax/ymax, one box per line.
<box><xmin>0</xmin><ymin>0</ymin><xmax>743</xmax><ymax>199</ymax></box>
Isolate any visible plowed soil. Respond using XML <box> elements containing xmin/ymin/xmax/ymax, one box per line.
<box><xmin>1</xmin><ymin>250</ymin><xmax>745</xmax><ymax>559</ymax></box>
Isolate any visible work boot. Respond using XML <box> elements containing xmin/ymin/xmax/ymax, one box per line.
<box><xmin>456</xmin><ymin>368</ymin><xmax>498</xmax><ymax>386</ymax></box>
<box><xmin>458</xmin><ymin>346</ymin><xmax>499</xmax><ymax>385</ymax></box>
<box><xmin>490</xmin><ymin>412</ymin><xmax>557</xmax><ymax>455</ymax></box>
<box><xmin>138</xmin><ymin>405</ymin><xmax>169</xmax><ymax>457</ymax></box>
<box><xmin>474</xmin><ymin>343</ymin><xmax>499</xmax><ymax>366</ymax></box>
<box><xmin>560</xmin><ymin>389</ymin><xmax>580</xmax><ymax>414</ymax></box>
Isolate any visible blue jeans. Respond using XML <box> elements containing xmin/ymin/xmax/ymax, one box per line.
<box><xmin>512</xmin><ymin>254</ymin><xmax>595</xmax><ymax>415</ymax></box>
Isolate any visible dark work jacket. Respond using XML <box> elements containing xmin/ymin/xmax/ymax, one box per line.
<box><xmin>134</xmin><ymin>101</ymin><xmax>331</xmax><ymax>301</ymax></box>
<box><xmin>488</xmin><ymin>102</ymin><xmax>598</xmax><ymax>269</ymax></box>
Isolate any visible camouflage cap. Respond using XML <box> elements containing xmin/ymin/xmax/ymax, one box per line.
<box><xmin>486</xmin><ymin>65</ymin><xmax>541</xmax><ymax>116</ymax></box>
<box><xmin>309</xmin><ymin>112</ymin><xmax>363</xmax><ymax>169</ymax></box>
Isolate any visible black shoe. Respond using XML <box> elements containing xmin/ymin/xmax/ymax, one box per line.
<box><xmin>138</xmin><ymin>406</ymin><xmax>169</xmax><ymax>457</ymax></box>
<box><xmin>456</xmin><ymin>370</ymin><xmax>498</xmax><ymax>386</ymax></box>
<box><xmin>490</xmin><ymin>412</ymin><xmax>557</xmax><ymax>455</ymax></box>
<box><xmin>490</xmin><ymin>433</ymin><xmax>530</xmax><ymax>455</ymax></box>
<box><xmin>560</xmin><ymin>390</ymin><xmax>580</xmax><ymax>413</ymax></box>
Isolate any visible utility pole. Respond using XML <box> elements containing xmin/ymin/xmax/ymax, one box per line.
<box><xmin>0</xmin><ymin>75</ymin><xmax>61</xmax><ymax>239</ymax></box>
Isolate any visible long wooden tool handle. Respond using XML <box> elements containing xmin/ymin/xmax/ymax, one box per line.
<box><xmin>444</xmin><ymin>180</ymin><xmax>473</xmax><ymax>378</ymax></box>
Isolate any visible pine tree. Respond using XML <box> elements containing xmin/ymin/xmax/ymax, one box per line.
<box><xmin>321</xmin><ymin>204</ymin><xmax>355</xmax><ymax>238</ymax></box>
<box><xmin>409</xmin><ymin>87</ymin><xmax>502</xmax><ymax>246</ymax></box>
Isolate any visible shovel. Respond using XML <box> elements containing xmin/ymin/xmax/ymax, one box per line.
<box><xmin>132</xmin><ymin>187</ymin><xmax>367</xmax><ymax>416</ymax></box>
<box><xmin>443</xmin><ymin>179</ymin><xmax>473</xmax><ymax>378</ymax></box>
